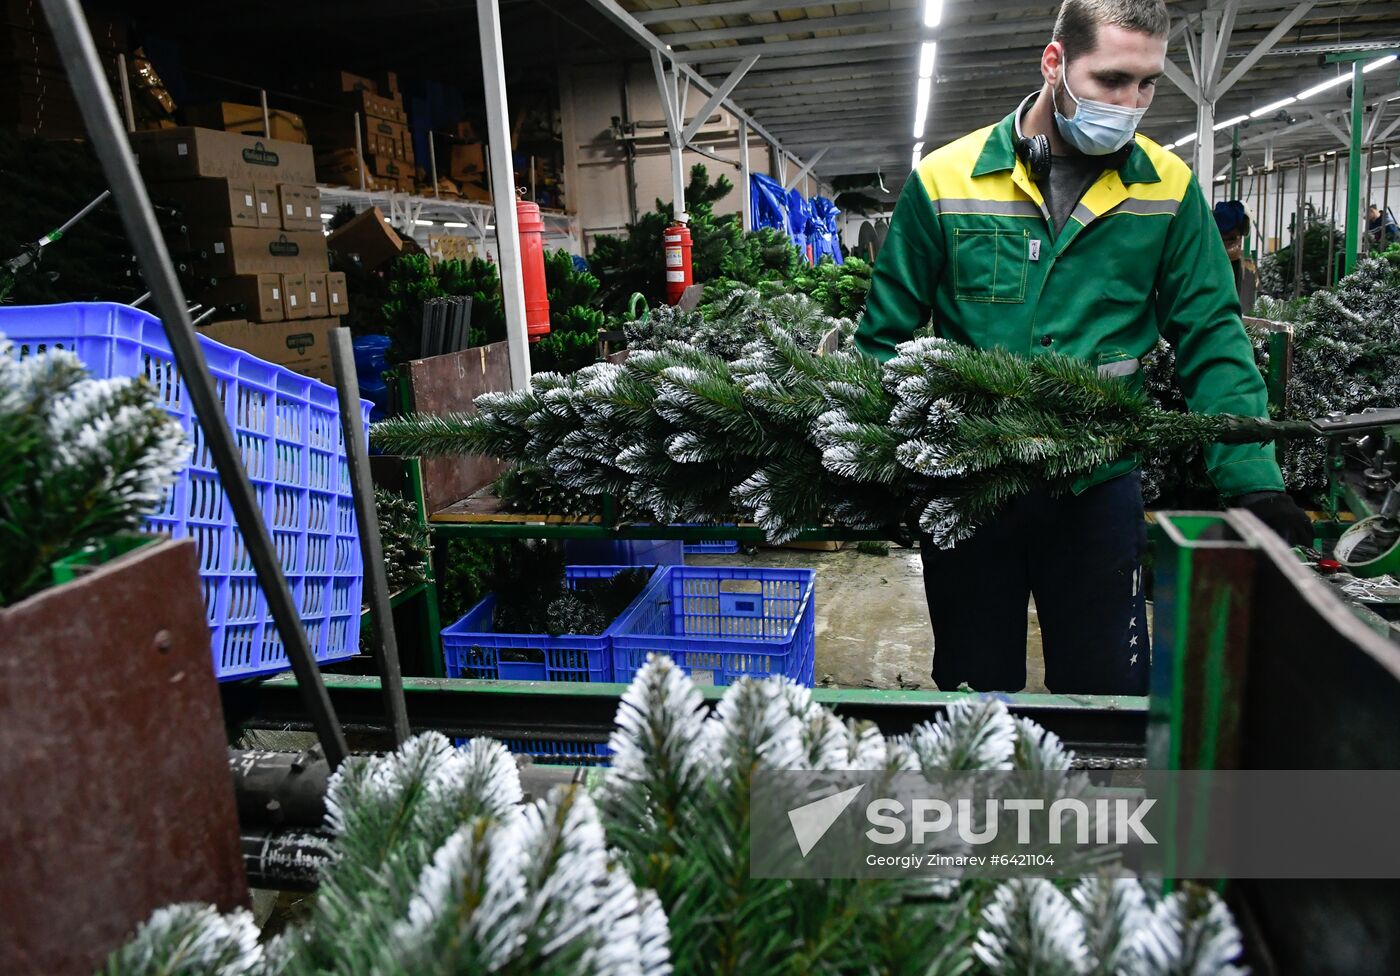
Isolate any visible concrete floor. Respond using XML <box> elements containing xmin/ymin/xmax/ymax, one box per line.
<box><xmin>689</xmin><ymin>544</ymin><xmax>1053</xmax><ymax>693</ymax></box>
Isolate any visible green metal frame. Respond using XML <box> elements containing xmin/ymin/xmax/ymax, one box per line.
<box><xmin>1326</xmin><ymin>50</ymin><xmax>1400</xmax><ymax>275</ymax></box>
<box><xmin>360</xmin><ymin>457</ymin><xmax>445</xmax><ymax>678</ymax></box>
<box><xmin>246</xmin><ymin>672</ymin><xmax>1148</xmax><ymax>758</ymax></box>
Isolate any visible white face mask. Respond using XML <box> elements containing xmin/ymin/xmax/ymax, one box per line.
<box><xmin>1054</xmin><ymin>68</ymin><xmax>1148</xmax><ymax>155</ymax></box>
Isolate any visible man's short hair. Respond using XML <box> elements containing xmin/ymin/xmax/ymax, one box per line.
<box><xmin>1053</xmin><ymin>0</ymin><xmax>1169</xmax><ymax>61</ymax></box>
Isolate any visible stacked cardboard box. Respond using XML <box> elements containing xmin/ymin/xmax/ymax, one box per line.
<box><xmin>131</xmin><ymin>126</ymin><xmax>349</xmax><ymax>382</ymax></box>
<box><xmin>186</xmin><ymin>101</ymin><xmax>309</xmax><ymax>145</ymax></box>
<box><xmin>0</xmin><ymin>0</ymin><xmax>126</xmax><ymax>139</ymax></box>
<box><xmin>306</xmin><ymin>70</ymin><xmax>416</xmax><ymax>193</ymax></box>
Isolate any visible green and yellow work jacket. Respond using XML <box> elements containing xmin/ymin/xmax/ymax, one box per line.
<box><xmin>856</xmin><ymin>111</ymin><xmax>1284</xmax><ymax>498</ymax></box>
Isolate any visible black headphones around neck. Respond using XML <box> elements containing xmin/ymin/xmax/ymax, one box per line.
<box><xmin>1013</xmin><ymin>91</ymin><xmax>1134</xmax><ymax>182</ymax></box>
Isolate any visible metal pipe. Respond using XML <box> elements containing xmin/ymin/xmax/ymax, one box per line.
<box><xmin>1345</xmin><ymin>59</ymin><xmax>1364</xmax><ymax>274</ymax></box>
<box><xmin>353</xmin><ymin>111</ymin><xmax>367</xmax><ymax>191</ymax></box>
<box><xmin>1293</xmin><ymin>156</ymin><xmax>1307</xmax><ymax>299</ymax></box>
<box><xmin>478</xmin><ymin>0</ymin><xmax>532</xmax><ymax>389</ymax></box>
<box><xmin>37</xmin><ymin>0</ymin><xmax>350</xmax><ymax>770</ymax></box>
<box><xmin>1322</xmin><ymin>153</ymin><xmax>1332</xmax><ymax>286</ymax></box>
<box><xmin>428</xmin><ymin>132</ymin><xmax>440</xmax><ymax>199</ymax></box>
<box><xmin>739</xmin><ymin>120</ymin><xmax>751</xmax><ymax>232</ymax></box>
<box><xmin>116</xmin><ymin>52</ymin><xmax>134</xmax><ymax>132</ymax></box>
<box><xmin>260</xmin><ymin>88</ymin><xmax>271</xmax><ymax>139</ymax></box>
<box><xmin>329</xmin><ymin>328</ymin><xmax>410</xmax><ymax>747</ymax></box>
<box><xmin>1328</xmin><ymin>154</ymin><xmax>1339</xmax><ymax>286</ymax></box>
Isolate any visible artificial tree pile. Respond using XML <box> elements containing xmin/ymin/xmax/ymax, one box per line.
<box><xmin>106</xmin><ymin>656</ymin><xmax>1246</xmax><ymax>975</ymax></box>
<box><xmin>373</xmin><ymin>488</ymin><xmax>432</xmax><ymax>596</ymax></box>
<box><xmin>1257</xmin><ymin>256</ymin><xmax>1400</xmax><ymax>500</ymax></box>
<box><xmin>0</xmin><ymin>337</ymin><xmax>187</xmax><ymax>605</ymax></box>
<box><xmin>1140</xmin><ymin>256</ymin><xmax>1400</xmax><ymax>506</ymax></box>
<box><xmin>1258</xmin><ymin>221</ymin><xmax>1343</xmax><ymax>300</ymax></box>
<box><xmin>373</xmin><ymin>293</ymin><xmax>1300</xmax><ymax>546</ymax></box>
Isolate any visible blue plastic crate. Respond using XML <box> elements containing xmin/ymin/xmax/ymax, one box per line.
<box><xmin>683</xmin><ymin>539</ymin><xmax>741</xmax><ymax>555</ymax></box>
<box><xmin>456</xmin><ymin>736</ymin><xmax>612</xmax><ymax>767</ymax></box>
<box><xmin>611</xmin><ymin>565</ymin><xmax>817</xmax><ymax>687</ymax></box>
<box><xmin>565</xmin><ymin>537</ymin><xmax>684</xmax><ymax>567</ymax></box>
<box><xmin>442</xmin><ymin>565</ymin><xmax>658</xmax><ymax>682</ymax></box>
<box><xmin>0</xmin><ymin>303</ymin><xmax>370</xmax><ymax>681</ymax></box>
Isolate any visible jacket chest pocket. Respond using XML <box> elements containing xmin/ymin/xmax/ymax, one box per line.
<box><xmin>952</xmin><ymin>227</ymin><xmax>1029</xmax><ymax>303</ymax></box>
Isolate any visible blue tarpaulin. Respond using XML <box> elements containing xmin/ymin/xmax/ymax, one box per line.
<box><xmin>786</xmin><ymin>188</ymin><xmax>814</xmax><ymax>263</ymax></box>
<box><xmin>749</xmin><ymin>173</ymin><xmax>788</xmax><ymax>233</ymax></box>
<box><xmin>810</xmin><ymin>196</ymin><xmax>844</xmax><ymax>265</ymax></box>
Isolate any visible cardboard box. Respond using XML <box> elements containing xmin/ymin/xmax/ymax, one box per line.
<box><xmin>448</xmin><ymin>142</ymin><xmax>485</xmax><ymax>183</ymax></box>
<box><xmin>198</xmin><ymin>227</ymin><xmax>330</xmax><ymax>276</ymax></box>
<box><xmin>367</xmin><ymin>153</ymin><xmax>409</xmax><ymax>180</ymax></box>
<box><xmin>341</xmin><ymin>89</ymin><xmax>404</xmax><ymax>124</ymax></box>
<box><xmin>304</xmin><ymin>271</ymin><xmax>329</xmax><ymax>317</ymax></box>
<box><xmin>197</xmin><ymin>317</ymin><xmax>341</xmax><ymax>384</ymax></box>
<box><xmin>367</xmin><ymin>117</ymin><xmax>409</xmax><ymax>159</ymax></box>
<box><xmin>200</xmin><ymin>273</ymin><xmax>284</xmax><ymax>322</ymax></box>
<box><xmin>185</xmin><ymin>102</ymin><xmax>308</xmax><ymax>144</ymax></box>
<box><xmin>278</xmin><ymin>183</ymin><xmax>321</xmax><ymax>231</ymax></box>
<box><xmin>459</xmin><ymin>180</ymin><xmax>492</xmax><ymax>203</ymax></box>
<box><xmin>130</xmin><ymin>127</ymin><xmax>316</xmax><ymax>184</ymax></box>
<box><xmin>280</xmin><ymin>272</ymin><xmax>309</xmax><ymax>320</ymax></box>
<box><xmin>150</xmin><ymin>178</ymin><xmax>259</xmax><ymax>229</ymax></box>
<box><xmin>254</xmin><ymin>185</ymin><xmax>279</xmax><ymax>228</ymax></box>
<box><xmin>326</xmin><ymin>271</ymin><xmax>349</xmax><ymax>315</ymax></box>
<box><xmin>323</xmin><ymin>70</ymin><xmax>377</xmax><ymax>94</ymax></box>
<box><xmin>327</xmin><ymin>206</ymin><xmax>402</xmax><ymax>271</ymax></box>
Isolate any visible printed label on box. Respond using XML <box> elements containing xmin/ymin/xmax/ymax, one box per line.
<box><xmin>286</xmin><ymin>204</ymin><xmax>294</xmax><ymax>215</ymax></box>
<box><xmin>214</xmin><ymin>242</ymin><xmax>225</xmax><ymax>254</ymax></box>
<box><xmin>309</xmin><ymin>291</ymin><xmax>318</xmax><ymax>302</ymax></box>
<box><xmin>177</xmin><ymin>143</ymin><xmax>188</xmax><ymax>156</ymax></box>
<box><xmin>241</xmin><ymin>143</ymin><xmax>280</xmax><ymax>167</ymax></box>
<box><xmin>244</xmin><ymin>193</ymin><xmax>254</xmax><ymax>206</ymax></box>
<box><xmin>331</xmin><ymin>291</ymin><xmax>340</xmax><ymax>303</ymax></box>
<box><xmin>272</xmin><ymin>287</ymin><xmax>280</xmax><ymax>299</ymax></box>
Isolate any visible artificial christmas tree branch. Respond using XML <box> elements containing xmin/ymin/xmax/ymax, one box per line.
<box><xmin>372</xmin><ymin>292</ymin><xmax>1315</xmax><ymax>547</ymax></box>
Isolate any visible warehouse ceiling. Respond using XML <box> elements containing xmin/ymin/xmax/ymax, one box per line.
<box><xmin>616</xmin><ymin>0</ymin><xmax>1400</xmax><ymax>196</ymax></box>
<box><xmin>105</xmin><ymin>0</ymin><xmax>1400</xmax><ymax>202</ymax></box>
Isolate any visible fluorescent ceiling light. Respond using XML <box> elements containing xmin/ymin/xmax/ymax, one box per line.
<box><xmin>912</xmin><ymin>141</ymin><xmax>924</xmax><ymax>170</ymax></box>
<box><xmin>1364</xmin><ymin>54</ymin><xmax>1398</xmax><ymax>73</ymax></box>
<box><xmin>1175</xmin><ymin>132</ymin><xmax>1198</xmax><ymax>146</ymax></box>
<box><xmin>443</xmin><ymin>221</ymin><xmax>470</xmax><ymax>228</ymax></box>
<box><xmin>919</xmin><ymin>42</ymin><xmax>937</xmax><ymax>79</ymax></box>
<box><xmin>415</xmin><ymin>219</ymin><xmax>434</xmax><ymax>226</ymax></box>
<box><xmin>913</xmin><ymin>76</ymin><xmax>931</xmax><ymax>138</ymax></box>
<box><xmin>1372</xmin><ymin>162</ymin><xmax>1400</xmax><ymax>172</ymax></box>
<box><xmin>485</xmin><ymin>224</ymin><xmax>496</xmax><ymax>230</ymax></box>
<box><xmin>1213</xmin><ymin>114</ymin><xmax>1248</xmax><ymax>131</ymax></box>
<box><xmin>924</xmin><ymin>0</ymin><xmax>943</xmax><ymax>28</ymax></box>
<box><xmin>1250</xmin><ymin>96</ymin><xmax>1297</xmax><ymax>118</ymax></box>
<box><xmin>1297</xmin><ymin>72</ymin><xmax>1350</xmax><ymax>100</ymax></box>
<box><xmin>320</xmin><ymin>212</ymin><xmax>335</xmax><ymax>220</ymax></box>
<box><xmin>1162</xmin><ymin>142</ymin><xmax>1177</xmax><ymax>151</ymax></box>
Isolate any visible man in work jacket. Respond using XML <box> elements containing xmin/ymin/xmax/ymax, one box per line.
<box><xmin>856</xmin><ymin>0</ymin><xmax>1311</xmax><ymax>696</ymax></box>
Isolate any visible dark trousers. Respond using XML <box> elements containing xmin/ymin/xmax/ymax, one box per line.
<box><xmin>919</xmin><ymin>472</ymin><xmax>1150</xmax><ymax>696</ymax></box>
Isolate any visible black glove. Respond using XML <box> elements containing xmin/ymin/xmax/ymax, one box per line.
<box><xmin>1228</xmin><ymin>491</ymin><xmax>1313</xmax><ymax>547</ymax></box>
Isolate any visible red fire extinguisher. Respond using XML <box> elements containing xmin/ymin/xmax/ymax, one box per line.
<box><xmin>517</xmin><ymin>200</ymin><xmax>551</xmax><ymax>341</ymax></box>
<box><xmin>663</xmin><ymin>221</ymin><xmax>693</xmax><ymax>305</ymax></box>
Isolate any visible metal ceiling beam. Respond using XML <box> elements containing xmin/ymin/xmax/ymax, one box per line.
<box><xmin>1216</xmin><ymin>0</ymin><xmax>1319</xmax><ymax>98</ymax></box>
<box><xmin>736</xmin><ymin>67</ymin><xmax>909</xmax><ymax>91</ymax></box>
<box><xmin>702</xmin><ymin>46</ymin><xmax>910</xmax><ymax>75</ymax></box>
<box><xmin>583</xmin><ymin>0</ymin><xmax>810</xmax><ymax>171</ymax></box>
<box><xmin>674</xmin><ymin>30</ymin><xmax>927</xmax><ymax>63</ymax></box>
<box><xmin>782</xmin><ymin>146</ymin><xmax>829</xmax><ymax>190</ymax></box>
<box><xmin>681</xmin><ymin>52</ymin><xmax>758</xmax><ymax>143</ymax></box>
<box><xmin>661</xmin><ymin>9</ymin><xmax>905</xmax><ymax>46</ymax></box>
<box><xmin>634</xmin><ymin>0</ymin><xmax>808</xmax><ymax>25</ymax></box>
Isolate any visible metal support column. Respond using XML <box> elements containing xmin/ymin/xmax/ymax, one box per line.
<box><xmin>37</xmin><ymin>0</ymin><xmax>349</xmax><ymax>768</ymax></box>
<box><xmin>1346</xmin><ymin>58</ymin><xmax>1365</xmax><ymax>273</ymax></box>
<box><xmin>477</xmin><ymin>0</ymin><xmax>531</xmax><ymax>388</ymax></box>
<box><xmin>739</xmin><ymin>120</ymin><xmax>751</xmax><ymax>232</ymax></box>
<box><xmin>650</xmin><ymin>49</ymin><xmax>687</xmax><ymax>221</ymax></box>
<box><xmin>1193</xmin><ymin>8</ymin><xmax>1219</xmax><ymax>179</ymax></box>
